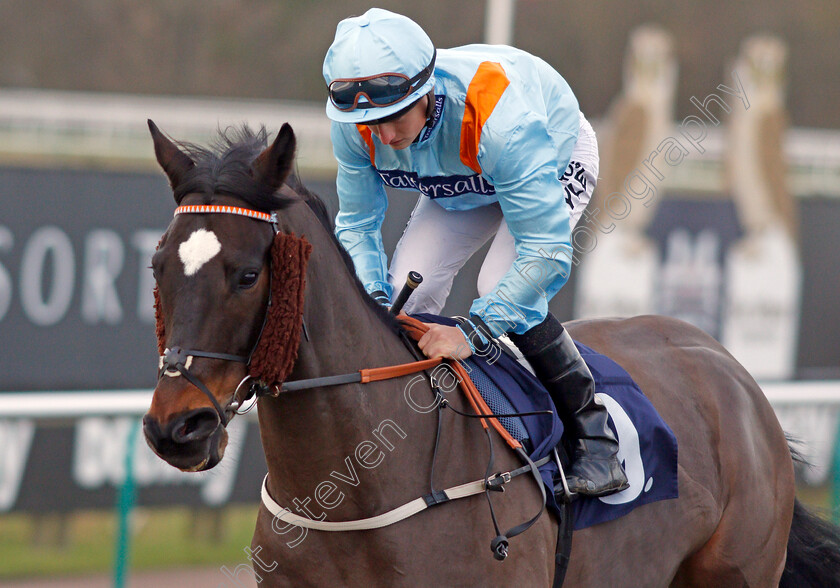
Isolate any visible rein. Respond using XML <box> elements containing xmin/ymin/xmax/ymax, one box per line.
<box><xmin>262</xmin><ymin>315</ymin><xmax>551</xmax><ymax>563</ymax></box>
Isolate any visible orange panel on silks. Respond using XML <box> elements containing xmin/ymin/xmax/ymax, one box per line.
<box><xmin>460</xmin><ymin>61</ymin><xmax>510</xmax><ymax>174</ymax></box>
<box><xmin>356</xmin><ymin>124</ymin><xmax>376</xmax><ymax>164</ymax></box>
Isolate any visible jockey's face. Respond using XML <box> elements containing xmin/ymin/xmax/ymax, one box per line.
<box><xmin>367</xmin><ymin>95</ymin><xmax>429</xmax><ymax>150</ymax></box>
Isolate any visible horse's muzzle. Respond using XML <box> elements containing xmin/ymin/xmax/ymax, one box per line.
<box><xmin>142</xmin><ymin>408</ymin><xmax>227</xmax><ymax>471</ymax></box>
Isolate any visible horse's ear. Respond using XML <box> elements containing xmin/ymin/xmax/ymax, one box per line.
<box><xmin>148</xmin><ymin>119</ymin><xmax>195</xmax><ymax>196</ymax></box>
<box><xmin>253</xmin><ymin>123</ymin><xmax>296</xmax><ymax>192</ymax></box>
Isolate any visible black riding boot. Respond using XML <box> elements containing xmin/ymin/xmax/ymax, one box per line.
<box><xmin>509</xmin><ymin>314</ymin><xmax>629</xmax><ymax>497</ymax></box>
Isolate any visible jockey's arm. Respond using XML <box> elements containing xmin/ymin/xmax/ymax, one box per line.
<box><xmin>331</xmin><ymin>122</ymin><xmax>394</xmax><ymax>302</ymax></box>
<box><xmin>471</xmin><ymin>114</ymin><xmax>576</xmax><ymax>339</ymax></box>
<box><xmin>433</xmin><ymin>111</ymin><xmax>577</xmax><ymax>358</ymax></box>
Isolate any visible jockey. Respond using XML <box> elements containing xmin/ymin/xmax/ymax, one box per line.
<box><xmin>323</xmin><ymin>8</ymin><xmax>628</xmax><ymax>497</ymax></box>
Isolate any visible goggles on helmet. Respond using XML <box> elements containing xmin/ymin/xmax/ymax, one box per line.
<box><xmin>328</xmin><ymin>50</ymin><xmax>436</xmax><ymax>112</ymax></box>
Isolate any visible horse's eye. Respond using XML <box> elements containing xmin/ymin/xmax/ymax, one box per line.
<box><xmin>239</xmin><ymin>271</ymin><xmax>259</xmax><ymax>289</ymax></box>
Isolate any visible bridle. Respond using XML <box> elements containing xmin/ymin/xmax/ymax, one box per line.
<box><xmin>156</xmin><ymin>204</ymin><xmax>438</xmax><ymax>427</ymax></box>
<box><xmin>155</xmin><ymin>204</ymin><xmax>439</xmax><ymax>426</ymax></box>
<box><xmin>157</xmin><ymin>204</ymin><xmax>279</xmax><ymax>427</ymax></box>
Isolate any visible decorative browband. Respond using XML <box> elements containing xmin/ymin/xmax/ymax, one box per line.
<box><xmin>174</xmin><ymin>205</ymin><xmax>277</xmax><ymax>224</ymax></box>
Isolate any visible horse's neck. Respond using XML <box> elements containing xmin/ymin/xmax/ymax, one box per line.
<box><xmin>285</xmin><ymin>197</ymin><xmax>412</xmax><ymax>373</ymax></box>
<box><xmin>257</xmin><ymin>198</ymin><xmax>431</xmax><ymax>516</ymax></box>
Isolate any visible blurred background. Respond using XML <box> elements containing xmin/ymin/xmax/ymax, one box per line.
<box><xmin>0</xmin><ymin>0</ymin><xmax>838</xmax><ymax>585</ymax></box>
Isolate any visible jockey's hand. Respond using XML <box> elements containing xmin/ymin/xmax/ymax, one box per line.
<box><xmin>418</xmin><ymin>324</ymin><xmax>473</xmax><ymax>360</ymax></box>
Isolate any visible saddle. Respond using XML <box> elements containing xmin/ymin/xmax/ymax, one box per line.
<box><xmin>406</xmin><ymin>313</ymin><xmax>679</xmax><ymax>530</ymax></box>
<box><xmin>393</xmin><ymin>313</ymin><xmax>677</xmax><ymax>586</ymax></box>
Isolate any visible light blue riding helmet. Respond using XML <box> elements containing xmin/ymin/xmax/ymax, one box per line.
<box><xmin>323</xmin><ymin>8</ymin><xmax>436</xmax><ymax>124</ymax></box>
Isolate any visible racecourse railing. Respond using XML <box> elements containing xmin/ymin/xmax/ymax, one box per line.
<box><xmin>0</xmin><ymin>382</ymin><xmax>837</xmax><ymax>584</ymax></box>
<box><xmin>1</xmin><ymin>383</ymin><xmax>837</xmax><ymax>485</ymax></box>
<box><xmin>3</xmin><ymin>382</ymin><xmax>837</xmax><ymax>414</ymax></box>
<box><xmin>1</xmin><ymin>88</ymin><xmax>839</xmax><ymax>195</ymax></box>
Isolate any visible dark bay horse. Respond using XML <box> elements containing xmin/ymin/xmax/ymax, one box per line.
<box><xmin>142</xmin><ymin>121</ymin><xmax>840</xmax><ymax>586</ymax></box>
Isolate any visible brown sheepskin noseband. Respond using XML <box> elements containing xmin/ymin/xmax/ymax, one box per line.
<box><xmin>154</xmin><ymin>231</ymin><xmax>312</xmax><ymax>387</ymax></box>
<box><xmin>247</xmin><ymin>232</ymin><xmax>311</xmax><ymax>384</ymax></box>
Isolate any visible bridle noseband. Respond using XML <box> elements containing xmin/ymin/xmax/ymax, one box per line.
<box><xmin>159</xmin><ymin>346</ymin><xmax>253</xmax><ymax>426</ymax></box>
<box><xmin>157</xmin><ymin>205</ymin><xmax>279</xmax><ymax>427</ymax></box>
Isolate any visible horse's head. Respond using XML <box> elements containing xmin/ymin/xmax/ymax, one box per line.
<box><xmin>143</xmin><ymin>120</ymin><xmax>309</xmax><ymax>472</ymax></box>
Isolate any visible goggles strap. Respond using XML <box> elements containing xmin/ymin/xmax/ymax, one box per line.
<box><xmin>330</xmin><ymin>50</ymin><xmax>436</xmax><ymax>111</ymax></box>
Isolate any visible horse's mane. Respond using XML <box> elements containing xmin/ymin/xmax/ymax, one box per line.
<box><xmin>173</xmin><ymin>125</ymin><xmax>402</xmax><ymax>336</ymax></box>
<box><xmin>284</xmin><ymin>174</ymin><xmax>403</xmax><ymax>336</ymax></box>
<box><xmin>173</xmin><ymin>126</ymin><xmax>294</xmax><ymax>211</ymax></box>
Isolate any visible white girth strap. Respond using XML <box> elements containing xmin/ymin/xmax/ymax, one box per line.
<box><xmin>260</xmin><ymin>474</ymin><xmax>490</xmax><ymax>531</ymax></box>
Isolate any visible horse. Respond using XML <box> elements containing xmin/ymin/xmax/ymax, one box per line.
<box><xmin>141</xmin><ymin>121</ymin><xmax>840</xmax><ymax>586</ymax></box>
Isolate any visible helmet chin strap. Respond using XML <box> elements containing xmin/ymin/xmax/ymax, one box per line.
<box><xmin>412</xmin><ymin>93</ymin><xmax>437</xmax><ymax>145</ymax></box>
<box><xmin>424</xmin><ymin>91</ymin><xmax>436</xmax><ymax>125</ymax></box>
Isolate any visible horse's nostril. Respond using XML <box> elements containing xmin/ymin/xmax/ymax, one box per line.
<box><xmin>170</xmin><ymin>408</ymin><xmax>220</xmax><ymax>444</ymax></box>
<box><xmin>143</xmin><ymin>414</ymin><xmax>163</xmax><ymax>446</ymax></box>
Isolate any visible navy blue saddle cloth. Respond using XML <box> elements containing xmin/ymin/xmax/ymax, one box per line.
<box><xmin>410</xmin><ymin>314</ymin><xmax>679</xmax><ymax>530</ymax></box>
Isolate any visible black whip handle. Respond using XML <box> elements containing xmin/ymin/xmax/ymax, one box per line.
<box><xmin>390</xmin><ymin>271</ymin><xmax>423</xmax><ymax>315</ymax></box>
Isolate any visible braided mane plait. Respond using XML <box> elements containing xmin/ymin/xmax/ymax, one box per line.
<box><xmin>248</xmin><ymin>232</ymin><xmax>312</xmax><ymax>385</ymax></box>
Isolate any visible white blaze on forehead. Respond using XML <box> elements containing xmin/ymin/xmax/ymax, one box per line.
<box><xmin>178</xmin><ymin>229</ymin><xmax>222</xmax><ymax>276</ymax></box>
